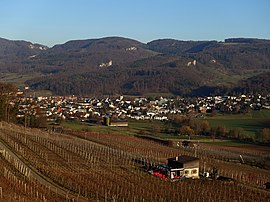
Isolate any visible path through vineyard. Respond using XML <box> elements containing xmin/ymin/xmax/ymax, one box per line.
<box><xmin>0</xmin><ymin>139</ymin><xmax>88</xmax><ymax>201</ymax></box>
<box><xmin>0</xmin><ymin>122</ymin><xmax>270</xmax><ymax>201</ymax></box>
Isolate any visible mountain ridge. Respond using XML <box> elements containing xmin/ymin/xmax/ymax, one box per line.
<box><xmin>0</xmin><ymin>36</ymin><xmax>270</xmax><ymax>96</ymax></box>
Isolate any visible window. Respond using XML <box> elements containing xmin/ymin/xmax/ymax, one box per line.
<box><xmin>184</xmin><ymin>170</ymin><xmax>189</xmax><ymax>175</ymax></box>
<box><xmin>191</xmin><ymin>169</ymin><xmax>197</xmax><ymax>174</ymax></box>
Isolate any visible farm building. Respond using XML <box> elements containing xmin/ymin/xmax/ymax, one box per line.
<box><xmin>110</xmin><ymin>120</ymin><xmax>128</xmax><ymax>127</ymax></box>
<box><xmin>167</xmin><ymin>155</ymin><xmax>199</xmax><ymax>179</ymax></box>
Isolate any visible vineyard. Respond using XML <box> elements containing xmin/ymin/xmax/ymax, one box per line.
<box><xmin>0</xmin><ymin>122</ymin><xmax>269</xmax><ymax>201</ymax></box>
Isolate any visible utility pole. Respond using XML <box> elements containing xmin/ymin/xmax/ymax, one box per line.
<box><xmin>7</xmin><ymin>103</ymin><xmax>10</xmax><ymax>123</ymax></box>
<box><xmin>5</xmin><ymin>102</ymin><xmax>8</xmax><ymax>122</ymax></box>
<box><xmin>24</xmin><ymin>112</ymin><xmax>27</xmax><ymax>128</ymax></box>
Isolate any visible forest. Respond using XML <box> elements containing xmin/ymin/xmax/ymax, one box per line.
<box><xmin>1</xmin><ymin>37</ymin><xmax>270</xmax><ymax>96</ymax></box>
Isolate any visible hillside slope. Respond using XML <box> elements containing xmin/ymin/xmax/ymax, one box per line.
<box><xmin>1</xmin><ymin>36</ymin><xmax>270</xmax><ymax>96</ymax></box>
<box><xmin>0</xmin><ymin>122</ymin><xmax>269</xmax><ymax>201</ymax></box>
<box><xmin>0</xmin><ymin>37</ymin><xmax>47</xmax><ymax>72</ymax></box>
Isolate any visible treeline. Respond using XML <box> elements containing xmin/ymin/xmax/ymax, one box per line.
<box><xmin>26</xmin><ymin>65</ymin><xmax>202</xmax><ymax>96</ymax></box>
<box><xmin>0</xmin><ymin>83</ymin><xmax>46</xmax><ymax>128</ymax></box>
<box><xmin>233</xmin><ymin>72</ymin><xmax>270</xmax><ymax>95</ymax></box>
<box><xmin>0</xmin><ymin>83</ymin><xmax>17</xmax><ymax>122</ymax></box>
<box><xmin>26</xmin><ymin>69</ymin><xmax>270</xmax><ymax>97</ymax></box>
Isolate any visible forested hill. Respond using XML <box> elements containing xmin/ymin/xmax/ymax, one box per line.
<box><xmin>0</xmin><ymin>36</ymin><xmax>270</xmax><ymax>96</ymax></box>
<box><xmin>0</xmin><ymin>38</ymin><xmax>47</xmax><ymax>72</ymax></box>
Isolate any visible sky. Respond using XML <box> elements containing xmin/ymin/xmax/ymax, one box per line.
<box><xmin>0</xmin><ymin>0</ymin><xmax>269</xmax><ymax>47</ymax></box>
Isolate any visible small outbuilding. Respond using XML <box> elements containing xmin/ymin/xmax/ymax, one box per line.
<box><xmin>167</xmin><ymin>155</ymin><xmax>199</xmax><ymax>179</ymax></box>
<box><xmin>110</xmin><ymin>120</ymin><xmax>128</xmax><ymax>127</ymax></box>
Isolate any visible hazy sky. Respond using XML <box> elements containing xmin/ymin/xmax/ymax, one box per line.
<box><xmin>1</xmin><ymin>0</ymin><xmax>269</xmax><ymax>47</ymax></box>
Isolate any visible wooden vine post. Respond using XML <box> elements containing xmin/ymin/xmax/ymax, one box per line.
<box><xmin>0</xmin><ymin>187</ymin><xmax>2</xmax><ymax>199</ymax></box>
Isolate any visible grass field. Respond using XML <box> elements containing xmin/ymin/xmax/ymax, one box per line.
<box><xmin>61</xmin><ymin>110</ymin><xmax>270</xmax><ymax>141</ymax></box>
<box><xmin>0</xmin><ymin>72</ymin><xmax>53</xmax><ymax>96</ymax></box>
<box><xmin>0</xmin><ymin>72</ymin><xmax>42</xmax><ymax>87</ymax></box>
<box><xmin>61</xmin><ymin>119</ymin><xmax>172</xmax><ymax>137</ymax></box>
<box><xmin>205</xmin><ymin>110</ymin><xmax>270</xmax><ymax>137</ymax></box>
<box><xmin>211</xmin><ymin>69</ymin><xmax>262</xmax><ymax>86</ymax></box>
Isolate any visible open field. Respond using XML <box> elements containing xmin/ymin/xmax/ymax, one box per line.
<box><xmin>0</xmin><ymin>122</ymin><xmax>269</xmax><ymax>201</ymax></box>
<box><xmin>206</xmin><ymin>110</ymin><xmax>270</xmax><ymax>137</ymax></box>
<box><xmin>61</xmin><ymin>119</ymin><xmax>173</xmax><ymax>137</ymax></box>
<box><xmin>61</xmin><ymin>110</ymin><xmax>270</xmax><ymax>142</ymax></box>
<box><xmin>0</xmin><ymin>72</ymin><xmax>42</xmax><ymax>87</ymax></box>
<box><xmin>62</xmin><ymin>119</ymin><xmax>270</xmax><ymax>167</ymax></box>
<box><xmin>211</xmin><ymin>69</ymin><xmax>262</xmax><ymax>86</ymax></box>
<box><xmin>0</xmin><ymin>72</ymin><xmax>53</xmax><ymax>96</ymax></box>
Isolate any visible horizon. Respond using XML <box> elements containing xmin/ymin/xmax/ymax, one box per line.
<box><xmin>2</xmin><ymin>35</ymin><xmax>270</xmax><ymax>47</ymax></box>
<box><xmin>1</xmin><ymin>0</ymin><xmax>270</xmax><ymax>47</ymax></box>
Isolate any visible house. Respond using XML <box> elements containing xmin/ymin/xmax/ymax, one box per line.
<box><xmin>167</xmin><ymin>155</ymin><xmax>199</xmax><ymax>179</ymax></box>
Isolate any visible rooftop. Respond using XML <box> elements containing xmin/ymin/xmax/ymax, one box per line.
<box><xmin>168</xmin><ymin>155</ymin><xmax>199</xmax><ymax>163</ymax></box>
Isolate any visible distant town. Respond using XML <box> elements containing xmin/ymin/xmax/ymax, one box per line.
<box><xmin>16</xmin><ymin>88</ymin><xmax>270</xmax><ymax>125</ymax></box>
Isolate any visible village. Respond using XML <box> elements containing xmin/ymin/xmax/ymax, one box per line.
<box><xmin>1</xmin><ymin>89</ymin><xmax>270</xmax><ymax>199</ymax></box>
<box><xmin>15</xmin><ymin>91</ymin><xmax>270</xmax><ymax>125</ymax></box>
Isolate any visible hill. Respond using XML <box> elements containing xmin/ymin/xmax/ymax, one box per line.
<box><xmin>0</xmin><ymin>36</ymin><xmax>270</xmax><ymax>96</ymax></box>
<box><xmin>147</xmin><ymin>38</ymin><xmax>270</xmax><ymax>71</ymax></box>
<box><xmin>0</xmin><ymin>122</ymin><xmax>269</xmax><ymax>201</ymax></box>
<box><xmin>39</xmin><ymin>36</ymin><xmax>157</xmax><ymax>70</ymax></box>
<box><xmin>0</xmin><ymin>37</ymin><xmax>47</xmax><ymax>73</ymax></box>
<box><xmin>147</xmin><ymin>39</ymin><xmax>218</xmax><ymax>54</ymax></box>
<box><xmin>233</xmin><ymin>71</ymin><xmax>270</xmax><ymax>94</ymax></box>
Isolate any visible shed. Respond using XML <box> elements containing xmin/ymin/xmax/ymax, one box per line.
<box><xmin>110</xmin><ymin>120</ymin><xmax>128</xmax><ymax>127</ymax></box>
<box><xmin>167</xmin><ymin>155</ymin><xmax>199</xmax><ymax>179</ymax></box>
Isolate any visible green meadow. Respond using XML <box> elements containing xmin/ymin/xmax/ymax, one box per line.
<box><xmin>61</xmin><ymin>119</ymin><xmax>178</xmax><ymax>137</ymax></box>
<box><xmin>60</xmin><ymin>110</ymin><xmax>270</xmax><ymax>142</ymax></box>
<box><xmin>205</xmin><ymin>110</ymin><xmax>270</xmax><ymax>137</ymax></box>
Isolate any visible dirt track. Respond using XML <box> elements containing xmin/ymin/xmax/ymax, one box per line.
<box><xmin>200</xmin><ymin>143</ymin><xmax>270</xmax><ymax>154</ymax></box>
<box><xmin>0</xmin><ymin>139</ymin><xmax>88</xmax><ymax>202</ymax></box>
